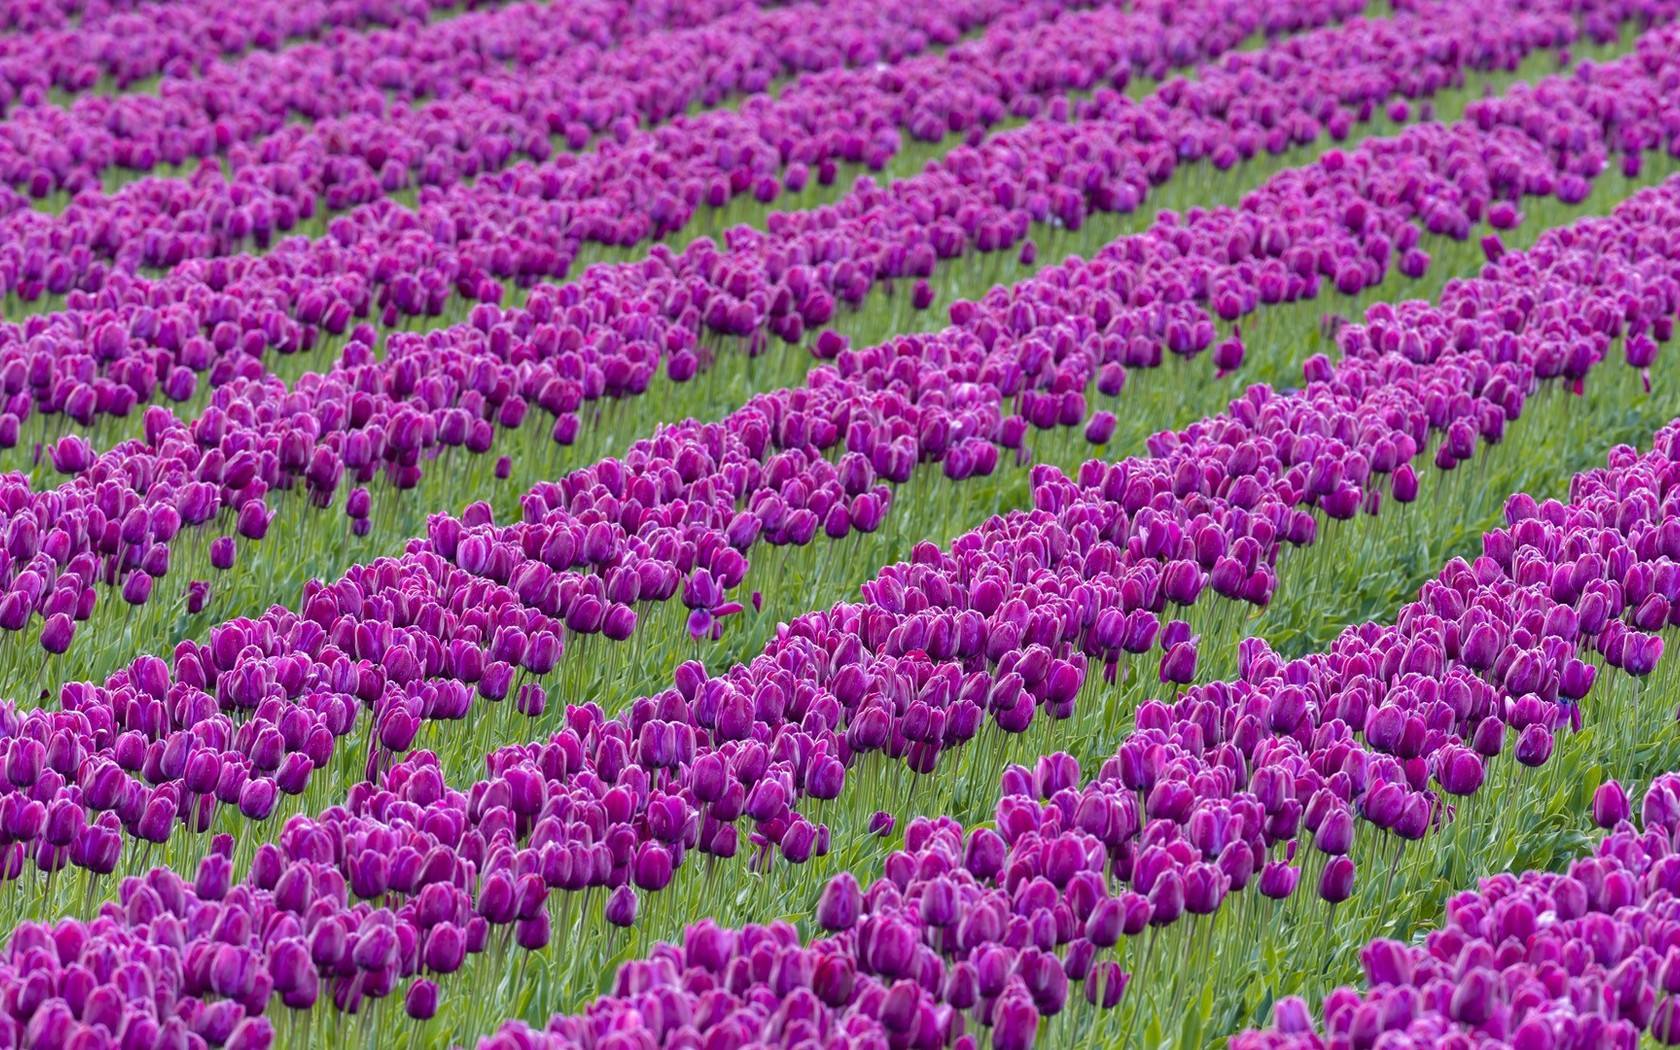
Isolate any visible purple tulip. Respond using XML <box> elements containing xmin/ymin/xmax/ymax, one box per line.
<box><xmin>1318</xmin><ymin>856</ymin><xmax>1355</xmax><ymax>904</ymax></box>
<box><xmin>605</xmin><ymin>885</ymin><xmax>638</xmax><ymax>928</ymax></box>
<box><xmin>1593</xmin><ymin>780</ymin><xmax>1631</xmax><ymax>829</ymax></box>
<box><xmin>817</xmin><ymin>873</ymin><xmax>862</xmax><ymax>932</ymax></box>
<box><xmin>39</xmin><ymin>614</ymin><xmax>73</xmax><ymax>655</ymax></box>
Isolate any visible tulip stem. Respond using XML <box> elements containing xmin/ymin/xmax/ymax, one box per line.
<box><xmin>1122</xmin><ymin>928</ymin><xmax>1156</xmax><ymax>1049</ymax></box>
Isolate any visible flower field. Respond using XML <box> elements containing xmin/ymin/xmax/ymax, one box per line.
<box><xmin>9</xmin><ymin>0</ymin><xmax>1680</xmax><ymax>1046</ymax></box>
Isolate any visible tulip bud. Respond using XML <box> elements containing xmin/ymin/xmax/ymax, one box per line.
<box><xmin>40</xmin><ymin>614</ymin><xmax>73</xmax><ymax>655</ymax></box>
<box><xmin>605</xmin><ymin>885</ymin><xmax>638</xmax><ymax>928</ymax></box>
<box><xmin>1259</xmin><ymin>862</ymin><xmax>1299</xmax><ymax>900</ymax></box>
<box><xmin>1438</xmin><ymin>748</ymin><xmax>1484</xmax><ymax>797</ymax></box>
<box><xmin>1318</xmin><ymin>856</ymin><xmax>1355</xmax><ymax>904</ymax></box>
<box><xmin>405</xmin><ymin>979</ymin><xmax>439</xmax><ymax>1021</ymax></box>
<box><xmin>1273</xmin><ymin>996</ymin><xmax>1315</xmax><ymax>1034</ymax></box>
<box><xmin>1086</xmin><ymin>961</ymin><xmax>1128</xmax><ymax>1009</ymax></box>
<box><xmin>1515</xmin><ymin>724</ymin><xmax>1554</xmax><ymax>768</ymax></box>
<box><xmin>992</xmin><ymin>994</ymin><xmax>1040</xmax><ymax>1050</ymax></box>
<box><xmin>1593</xmin><ymin>780</ymin><xmax>1631</xmax><ymax>829</ymax></box>
<box><xmin>422</xmin><ymin>923</ymin><xmax>466</xmax><ymax>974</ymax></box>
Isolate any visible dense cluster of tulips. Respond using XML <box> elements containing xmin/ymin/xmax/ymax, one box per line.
<box><xmin>6</xmin><ymin>217</ymin><xmax>1680</xmax><ymax>1043</ymax></box>
<box><xmin>0</xmin><ymin>0</ymin><xmax>1038</xmax><ymax>200</ymax></box>
<box><xmin>0</xmin><ymin>0</ymin><xmax>1358</xmax><ymax>331</ymax></box>
<box><xmin>0</xmin><ymin>0</ymin><xmax>1672</xmax><ymax>701</ymax></box>
<box><xmin>0</xmin><ymin>0</ymin><xmax>492</xmax><ymax>108</ymax></box>
<box><xmin>1238</xmin><ymin>773</ymin><xmax>1680</xmax><ymax>1048</ymax></box>
<box><xmin>5</xmin><ymin>0</ymin><xmax>1680</xmax><ymax>1047</ymax></box>
<box><xmin>0</xmin><ymin>0</ymin><xmax>1629</xmax><ymax>402</ymax></box>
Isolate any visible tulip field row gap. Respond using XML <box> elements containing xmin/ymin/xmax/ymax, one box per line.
<box><xmin>5</xmin><ymin>3</ymin><xmax>1680</xmax><ymax>1050</ymax></box>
